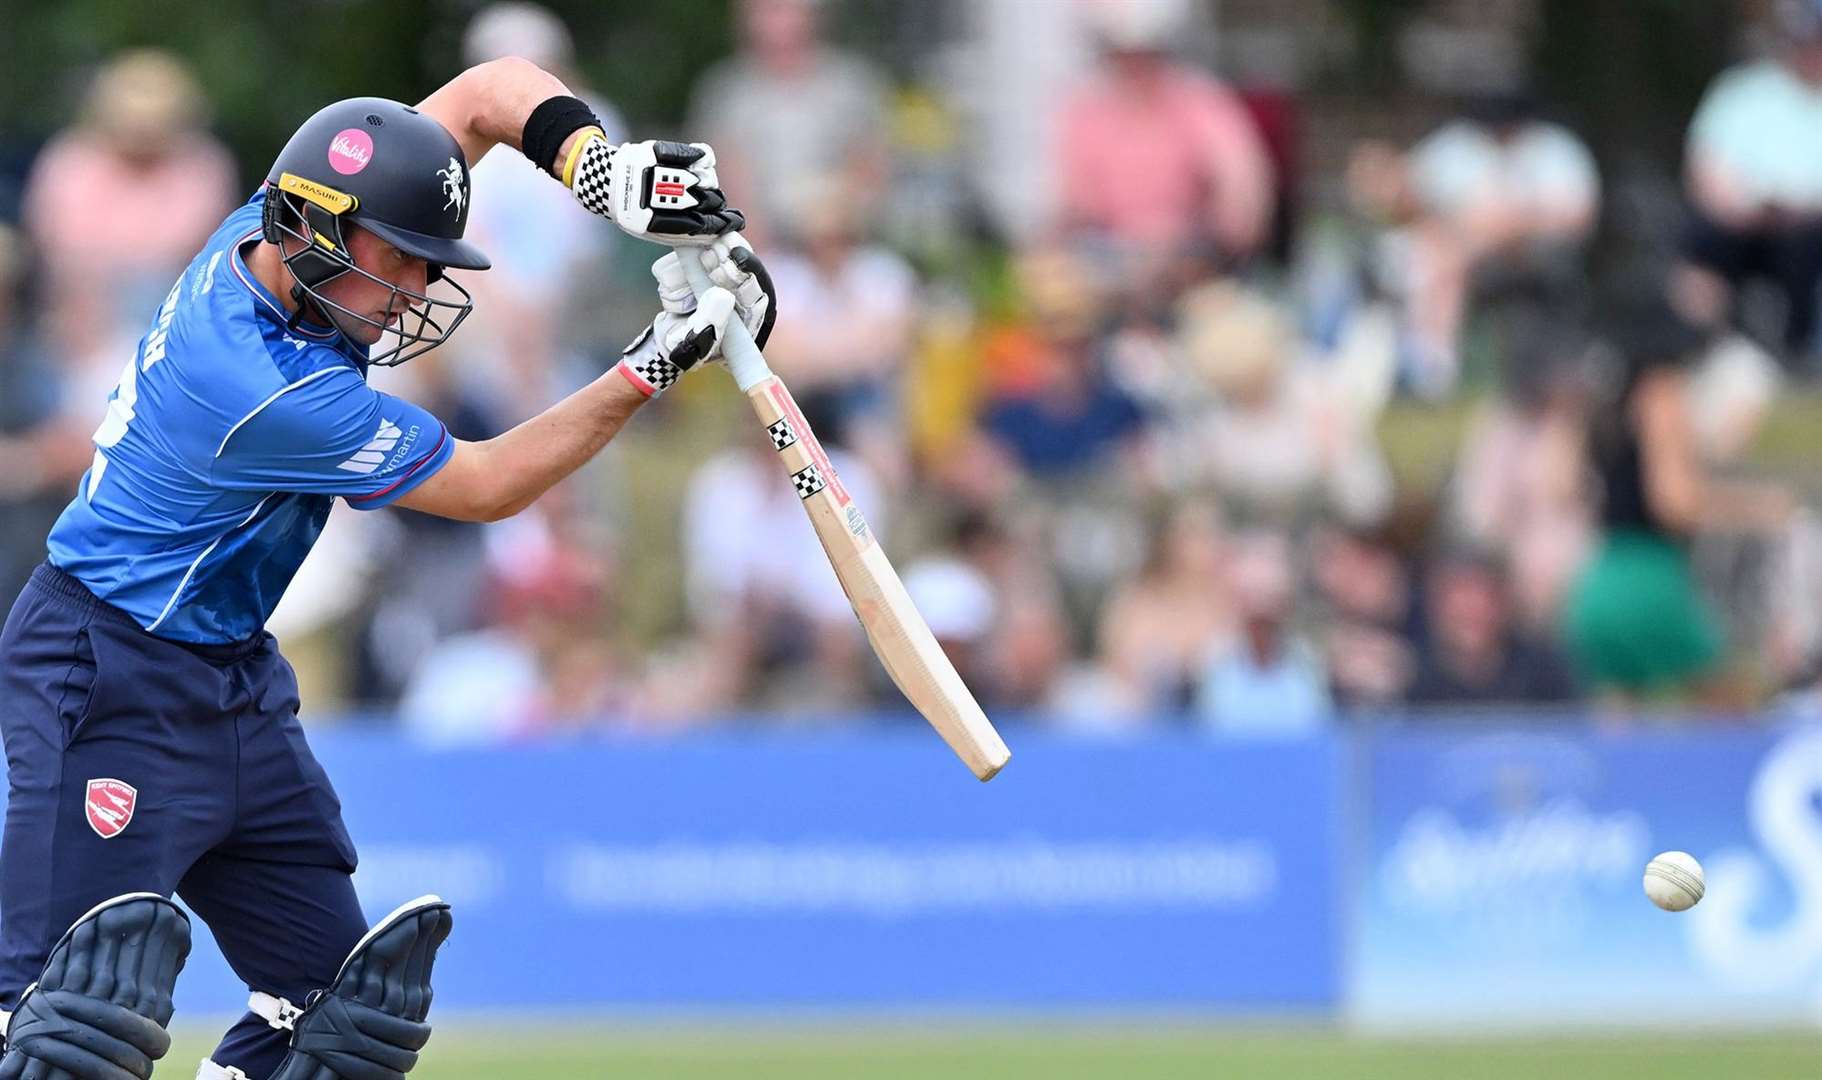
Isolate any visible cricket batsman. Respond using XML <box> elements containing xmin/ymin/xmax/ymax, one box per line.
<box><xmin>0</xmin><ymin>55</ymin><xmax>775</xmax><ymax>1080</ymax></box>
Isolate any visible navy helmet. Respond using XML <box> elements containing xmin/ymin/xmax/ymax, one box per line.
<box><xmin>261</xmin><ymin>97</ymin><xmax>491</xmax><ymax>365</ymax></box>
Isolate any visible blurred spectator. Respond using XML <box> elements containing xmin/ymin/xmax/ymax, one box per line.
<box><xmin>1314</xmin><ymin>524</ymin><xmax>1417</xmax><ymax>708</ymax></box>
<box><xmin>1170</xmin><ymin>282</ymin><xmax>1393</xmax><ymax>524</ymax></box>
<box><xmin>1197</xmin><ymin>532</ymin><xmax>1330</xmax><ymax>734</ymax></box>
<box><xmin>1676</xmin><ymin>0</ymin><xmax>1822</xmax><ymax>361</ymax></box>
<box><xmin>457</xmin><ymin>2</ymin><xmax>628</xmax><ymax>421</ymax></box>
<box><xmin>1349</xmin><ymin>94</ymin><xmax>1598</xmax><ymax>396</ymax></box>
<box><xmin>977</xmin><ymin>248</ymin><xmax>1145</xmax><ymax>482</ymax></box>
<box><xmin>1563</xmin><ymin>292</ymin><xmax>1791</xmax><ymax>703</ymax></box>
<box><xmin>995</xmin><ymin>589</ymin><xmax>1077</xmax><ymax>714</ymax></box>
<box><xmin>289</xmin><ymin>350</ymin><xmax>510</xmax><ymax>710</ymax></box>
<box><xmin>1406</xmin><ymin>547</ymin><xmax>1580</xmax><ymax>707</ymax></box>
<box><xmin>948</xmin><ymin>0</ymin><xmax>1092</xmax><ymax>245</ymax></box>
<box><xmin>762</xmin><ymin>180</ymin><xmax>919</xmax><ymax>487</ymax></box>
<box><xmin>901</xmin><ymin>554</ymin><xmax>997</xmax><ymax>703</ymax></box>
<box><xmin>0</xmin><ymin>226</ymin><xmax>89</xmax><ymax>602</ymax></box>
<box><xmin>678</xmin><ymin>422</ymin><xmax>886</xmax><ymax>715</ymax></box>
<box><xmin>917</xmin><ymin>510</ymin><xmax>1080</xmax><ymax>717</ymax></box>
<box><xmin>1053</xmin><ymin>0</ymin><xmax>1274</xmax><ymax>269</ymax></box>
<box><xmin>1447</xmin><ymin>307</ymin><xmax>1595</xmax><ymax>634</ymax></box>
<box><xmin>400</xmin><ymin>545</ymin><xmax>631</xmax><ymax>742</ymax></box>
<box><xmin>687</xmin><ymin>0</ymin><xmax>890</xmax><ymax>246</ymax></box>
<box><xmin>22</xmin><ymin>50</ymin><xmax>236</xmax><ymax>360</ymax></box>
<box><xmin>1097</xmin><ymin>502</ymin><xmax>1234</xmax><ymax>714</ymax></box>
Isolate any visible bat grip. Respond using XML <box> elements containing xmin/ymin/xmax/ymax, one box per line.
<box><xmin>676</xmin><ymin>244</ymin><xmax>773</xmax><ymax>392</ymax></box>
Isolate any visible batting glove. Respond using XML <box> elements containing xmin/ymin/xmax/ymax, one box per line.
<box><xmin>565</xmin><ymin>132</ymin><xmax>745</xmax><ymax>246</ymax></box>
<box><xmin>695</xmin><ymin>233</ymin><xmax>777</xmax><ymax>349</ymax></box>
<box><xmin>614</xmin><ymin>253</ymin><xmax>736</xmax><ymax>398</ymax></box>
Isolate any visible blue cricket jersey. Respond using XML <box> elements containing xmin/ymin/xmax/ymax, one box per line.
<box><xmin>45</xmin><ymin>191</ymin><xmax>455</xmax><ymax>644</ymax></box>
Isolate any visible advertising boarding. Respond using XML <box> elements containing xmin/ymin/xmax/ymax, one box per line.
<box><xmin>1351</xmin><ymin>724</ymin><xmax>1822</xmax><ymax>1028</ymax></box>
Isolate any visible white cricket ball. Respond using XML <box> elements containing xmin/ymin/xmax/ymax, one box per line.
<box><xmin>1643</xmin><ymin>851</ymin><xmax>1705</xmax><ymax>912</ymax></box>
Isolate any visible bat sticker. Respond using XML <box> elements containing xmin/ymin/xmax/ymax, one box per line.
<box><xmin>791</xmin><ymin>463</ymin><xmax>826</xmax><ymax>499</ymax></box>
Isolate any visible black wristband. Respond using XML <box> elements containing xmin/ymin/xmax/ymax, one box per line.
<box><xmin>522</xmin><ymin>95</ymin><xmax>602</xmax><ymax>178</ymax></box>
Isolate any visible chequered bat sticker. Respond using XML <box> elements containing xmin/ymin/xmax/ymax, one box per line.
<box><xmin>791</xmin><ymin>463</ymin><xmax>826</xmax><ymax>499</ymax></box>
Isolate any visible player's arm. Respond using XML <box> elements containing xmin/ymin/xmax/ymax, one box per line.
<box><xmin>415</xmin><ymin>57</ymin><xmax>743</xmax><ymax>245</ymax></box>
<box><xmin>415</xmin><ymin>56</ymin><xmax>573</xmax><ymax>170</ymax></box>
<box><xmin>213</xmin><ymin>248</ymin><xmax>767</xmax><ymax>522</ymax></box>
<box><xmin>398</xmin><ymin>244</ymin><xmax>773</xmax><ymax>523</ymax></box>
<box><xmin>395</xmin><ymin>372</ymin><xmax>647</xmax><ymax>523</ymax></box>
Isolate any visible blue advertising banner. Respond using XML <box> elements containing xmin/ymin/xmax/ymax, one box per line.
<box><xmin>1351</xmin><ymin>722</ymin><xmax>1822</xmax><ymax>1028</ymax></box>
<box><xmin>166</xmin><ymin>729</ymin><xmax>1343</xmax><ymax>1015</ymax></box>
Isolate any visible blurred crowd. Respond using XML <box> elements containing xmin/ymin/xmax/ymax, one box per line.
<box><xmin>6</xmin><ymin>0</ymin><xmax>1822</xmax><ymax>739</ymax></box>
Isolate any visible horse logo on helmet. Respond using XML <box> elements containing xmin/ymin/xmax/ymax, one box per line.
<box><xmin>437</xmin><ymin>157</ymin><xmax>465</xmax><ymax>216</ymax></box>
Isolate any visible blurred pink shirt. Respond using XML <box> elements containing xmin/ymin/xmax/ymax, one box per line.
<box><xmin>1055</xmin><ymin>66</ymin><xmax>1274</xmax><ymax>255</ymax></box>
<box><xmin>24</xmin><ymin>131</ymin><xmax>238</xmax><ymax>284</ymax></box>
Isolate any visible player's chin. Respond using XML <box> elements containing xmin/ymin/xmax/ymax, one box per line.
<box><xmin>346</xmin><ymin>314</ymin><xmax>398</xmax><ymax>346</ymax></box>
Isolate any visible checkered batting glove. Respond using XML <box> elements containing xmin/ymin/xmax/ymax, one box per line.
<box><xmin>566</xmin><ymin>133</ymin><xmax>745</xmax><ymax>246</ymax></box>
<box><xmin>614</xmin><ymin>253</ymin><xmax>736</xmax><ymax>398</ymax></box>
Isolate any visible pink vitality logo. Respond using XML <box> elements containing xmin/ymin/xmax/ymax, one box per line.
<box><xmin>327</xmin><ymin>128</ymin><xmax>373</xmax><ymax>175</ymax></box>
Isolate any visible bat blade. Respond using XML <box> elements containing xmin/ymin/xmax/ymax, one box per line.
<box><xmin>749</xmin><ymin>376</ymin><xmax>1010</xmax><ymax>781</ymax></box>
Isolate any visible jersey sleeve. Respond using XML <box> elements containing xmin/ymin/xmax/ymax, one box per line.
<box><xmin>210</xmin><ymin>365</ymin><xmax>454</xmax><ymax>510</ymax></box>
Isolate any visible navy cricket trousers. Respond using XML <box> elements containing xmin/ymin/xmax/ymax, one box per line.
<box><xmin>0</xmin><ymin>564</ymin><xmax>369</xmax><ymax>1077</ymax></box>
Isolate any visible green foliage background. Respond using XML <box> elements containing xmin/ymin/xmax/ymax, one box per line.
<box><xmin>0</xmin><ymin>0</ymin><xmax>734</xmax><ymax>184</ymax></box>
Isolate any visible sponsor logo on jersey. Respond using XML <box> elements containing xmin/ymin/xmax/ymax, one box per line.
<box><xmin>192</xmin><ymin>250</ymin><xmax>223</xmax><ymax>299</ymax></box>
<box><xmin>337</xmin><ymin>418</ymin><xmax>403</xmax><ymax>474</ymax></box>
<box><xmin>85</xmin><ymin>779</ymin><xmax>138</xmax><ymax>839</ymax></box>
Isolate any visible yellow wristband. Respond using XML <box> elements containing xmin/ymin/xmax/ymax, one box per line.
<box><xmin>561</xmin><ymin>127</ymin><xmax>607</xmax><ymax>189</ymax></box>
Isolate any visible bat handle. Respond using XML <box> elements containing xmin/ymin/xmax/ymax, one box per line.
<box><xmin>675</xmin><ymin>242</ymin><xmax>773</xmax><ymax>392</ymax></box>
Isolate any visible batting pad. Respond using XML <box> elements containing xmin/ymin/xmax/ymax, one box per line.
<box><xmin>267</xmin><ymin>896</ymin><xmax>452</xmax><ymax>1080</ymax></box>
<box><xmin>0</xmin><ymin>893</ymin><xmax>192</xmax><ymax>1080</ymax></box>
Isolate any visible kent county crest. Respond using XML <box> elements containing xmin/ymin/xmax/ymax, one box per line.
<box><xmin>86</xmin><ymin>778</ymin><xmax>138</xmax><ymax>839</ymax></box>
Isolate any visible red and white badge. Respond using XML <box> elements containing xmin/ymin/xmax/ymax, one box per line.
<box><xmin>85</xmin><ymin>779</ymin><xmax>137</xmax><ymax>839</ymax></box>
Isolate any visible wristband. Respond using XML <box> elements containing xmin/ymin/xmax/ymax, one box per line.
<box><xmin>561</xmin><ymin>127</ymin><xmax>606</xmax><ymax>189</ymax></box>
<box><xmin>522</xmin><ymin>95</ymin><xmax>601</xmax><ymax>178</ymax></box>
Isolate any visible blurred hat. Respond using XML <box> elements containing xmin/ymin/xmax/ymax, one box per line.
<box><xmin>83</xmin><ymin>50</ymin><xmax>207</xmax><ymax>154</ymax></box>
<box><xmin>1078</xmin><ymin>0</ymin><xmax>1190</xmax><ymax>52</ymax></box>
<box><xmin>463</xmin><ymin>2</ymin><xmax>576</xmax><ymax>69</ymax></box>
<box><xmin>1177</xmin><ymin>282</ymin><xmax>1295</xmax><ymax>399</ymax></box>
<box><xmin>902</xmin><ymin>558</ymin><xmax>997</xmax><ymax>642</ymax></box>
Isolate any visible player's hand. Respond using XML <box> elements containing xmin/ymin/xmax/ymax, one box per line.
<box><xmin>694</xmin><ymin>233</ymin><xmax>777</xmax><ymax>349</ymax></box>
<box><xmin>613</xmin><ymin>253</ymin><xmax>735</xmax><ymax>398</ymax></box>
<box><xmin>567</xmin><ymin>134</ymin><xmax>745</xmax><ymax>246</ymax></box>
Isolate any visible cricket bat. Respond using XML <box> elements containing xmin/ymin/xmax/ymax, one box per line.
<box><xmin>677</xmin><ymin>251</ymin><xmax>1011</xmax><ymax>781</ymax></box>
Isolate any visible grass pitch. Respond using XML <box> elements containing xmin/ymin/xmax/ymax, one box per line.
<box><xmin>165</xmin><ymin>1023</ymin><xmax>1822</xmax><ymax>1079</ymax></box>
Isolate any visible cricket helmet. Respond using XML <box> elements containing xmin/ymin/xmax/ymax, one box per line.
<box><xmin>261</xmin><ymin>96</ymin><xmax>491</xmax><ymax>365</ymax></box>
